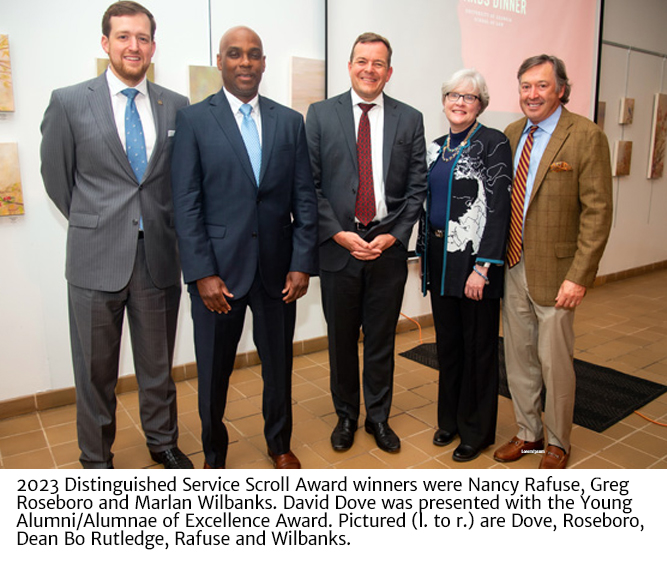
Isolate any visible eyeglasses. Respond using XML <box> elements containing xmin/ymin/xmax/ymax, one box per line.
<box><xmin>445</xmin><ymin>92</ymin><xmax>480</xmax><ymax>104</ymax></box>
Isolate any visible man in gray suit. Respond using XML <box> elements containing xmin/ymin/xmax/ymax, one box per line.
<box><xmin>40</xmin><ymin>1</ymin><xmax>192</xmax><ymax>469</ymax></box>
<box><xmin>306</xmin><ymin>33</ymin><xmax>427</xmax><ymax>454</ymax></box>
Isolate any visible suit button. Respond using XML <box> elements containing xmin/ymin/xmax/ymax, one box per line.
<box><xmin>132</xmin><ymin>219</ymin><xmax>139</xmax><ymax>226</ymax></box>
<box><xmin>138</xmin><ymin>185</ymin><xmax>143</xmax><ymax>191</ymax></box>
<box><xmin>256</xmin><ymin>197</ymin><xmax>261</xmax><ymax>203</ymax></box>
<box><xmin>252</xmin><ymin>232</ymin><xmax>258</xmax><ymax>238</ymax></box>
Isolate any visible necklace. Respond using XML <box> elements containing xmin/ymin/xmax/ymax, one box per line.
<box><xmin>440</xmin><ymin>121</ymin><xmax>478</xmax><ymax>163</ymax></box>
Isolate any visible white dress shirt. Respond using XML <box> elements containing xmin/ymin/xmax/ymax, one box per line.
<box><xmin>106</xmin><ymin>68</ymin><xmax>156</xmax><ymax>162</ymax></box>
<box><xmin>223</xmin><ymin>87</ymin><xmax>263</xmax><ymax>144</ymax></box>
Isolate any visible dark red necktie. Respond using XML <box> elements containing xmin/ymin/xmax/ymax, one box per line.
<box><xmin>355</xmin><ymin>102</ymin><xmax>376</xmax><ymax>226</ymax></box>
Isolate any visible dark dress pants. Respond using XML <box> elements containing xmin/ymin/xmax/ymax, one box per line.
<box><xmin>320</xmin><ymin>242</ymin><xmax>408</xmax><ymax>424</ymax></box>
<box><xmin>428</xmin><ymin>240</ymin><xmax>499</xmax><ymax>450</ymax></box>
<box><xmin>191</xmin><ymin>274</ymin><xmax>296</xmax><ymax>468</ymax></box>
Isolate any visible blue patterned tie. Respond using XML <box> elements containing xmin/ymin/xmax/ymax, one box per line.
<box><xmin>121</xmin><ymin>88</ymin><xmax>147</xmax><ymax>183</ymax></box>
<box><xmin>239</xmin><ymin>103</ymin><xmax>261</xmax><ymax>185</ymax></box>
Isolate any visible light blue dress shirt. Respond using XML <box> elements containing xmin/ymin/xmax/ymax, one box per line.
<box><xmin>514</xmin><ymin>105</ymin><xmax>562</xmax><ymax>223</ymax></box>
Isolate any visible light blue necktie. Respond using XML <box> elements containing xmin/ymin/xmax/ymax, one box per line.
<box><xmin>239</xmin><ymin>103</ymin><xmax>261</xmax><ymax>185</ymax></box>
<box><xmin>121</xmin><ymin>88</ymin><xmax>147</xmax><ymax>230</ymax></box>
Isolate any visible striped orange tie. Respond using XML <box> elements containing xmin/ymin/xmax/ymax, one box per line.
<box><xmin>507</xmin><ymin>125</ymin><xmax>538</xmax><ymax>267</ymax></box>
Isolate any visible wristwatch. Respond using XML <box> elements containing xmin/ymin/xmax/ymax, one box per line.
<box><xmin>476</xmin><ymin>261</ymin><xmax>491</xmax><ymax>268</ymax></box>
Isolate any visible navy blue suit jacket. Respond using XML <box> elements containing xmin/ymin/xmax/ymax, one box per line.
<box><xmin>171</xmin><ymin>90</ymin><xmax>318</xmax><ymax>299</ymax></box>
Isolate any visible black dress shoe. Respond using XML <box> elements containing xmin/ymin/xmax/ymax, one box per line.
<box><xmin>364</xmin><ymin>420</ymin><xmax>400</xmax><ymax>453</ymax></box>
<box><xmin>150</xmin><ymin>447</ymin><xmax>194</xmax><ymax>469</ymax></box>
<box><xmin>331</xmin><ymin>418</ymin><xmax>357</xmax><ymax>451</ymax></box>
<box><xmin>452</xmin><ymin>443</ymin><xmax>482</xmax><ymax>463</ymax></box>
<box><xmin>433</xmin><ymin>429</ymin><xmax>457</xmax><ymax>447</ymax></box>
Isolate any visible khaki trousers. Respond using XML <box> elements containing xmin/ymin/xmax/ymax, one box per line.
<box><xmin>503</xmin><ymin>258</ymin><xmax>576</xmax><ymax>452</ymax></box>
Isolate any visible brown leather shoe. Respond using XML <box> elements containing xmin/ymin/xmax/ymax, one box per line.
<box><xmin>203</xmin><ymin>461</ymin><xmax>225</xmax><ymax>469</ymax></box>
<box><xmin>493</xmin><ymin>436</ymin><xmax>544</xmax><ymax>462</ymax></box>
<box><xmin>268</xmin><ymin>449</ymin><xmax>301</xmax><ymax>469</ymax></box>
<box><xmin>539</xmin><ymin>445</ymin><xmax>569</xmax><ymax>469</ymax></box>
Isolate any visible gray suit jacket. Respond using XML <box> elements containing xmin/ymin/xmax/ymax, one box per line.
<box><xmin>41</xmin><ymin>73</ymin><xmax>188</xmax><ymax>292</ymax></box>
<box><xmin>305</xmin><ymin>90</ymin><xmax>427</xmax><ymax>271</ymax></box>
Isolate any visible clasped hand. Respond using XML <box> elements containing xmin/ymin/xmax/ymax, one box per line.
<box><xmin>333</xmin><ymin>231</ymin><xmax>396</xmax><ymax>261</ymax></box>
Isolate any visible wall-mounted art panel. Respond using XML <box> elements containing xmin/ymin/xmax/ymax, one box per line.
<box><xmin>647</xmin><ymin>93</ymin><xmax>667</xmax><ymax>179</ymax></box>
<box><xmin>613</xmin><ymin>140</ymin><xmax>633</xmax><ymax>177</ymax></box>
<box><xmin>189</xmin><ymin>65</ymin><xmax>222</xmax><ymax>104</ymax></box>
<box><xmin>0</xmin><ymin>143</ymin><xmax>24</xmax><ymax>216</ymax></box>
<box><xmin>596</xmin><ymin>101</ymin><xmax>606</xmax><ymax>131</ymax></box>
<box><xmin>0</xmin><ymin>34</ymin><xmax>15</xmax><ymax>112</ymax></box>
<box><xmin>290</xmin><ymin>56</ymin><xmax>325</xmax><ymax>118</ymax></box>
<box><xmin>618</xmin><ymin>97</ymin><xmax>634</xmax><ymax>125</ymax></box>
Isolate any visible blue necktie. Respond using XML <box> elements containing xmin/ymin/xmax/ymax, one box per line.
<box><xmin>239</xmin><ymin>103</ymin><xmax>261</xmax><ymax>185</ymax></box>
<box><xmin>121</xmin><ymin>88</ymin><xmax>147</xmax><ymax>183</ymax></box>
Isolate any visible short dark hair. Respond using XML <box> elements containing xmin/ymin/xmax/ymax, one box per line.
<box><xmin>517</xmin><ymin>54</ymin><xmax>571</xmax><ymax>104</ymax></box>
<box><xmin>102</xmin><ymin>1</ymin><xmax>156</xmax><ymax>40</ymax></box>
<box><xmin>349</xmin><ymin>32</ymin><xmax>392</xmax><ymax>67</ymax></box>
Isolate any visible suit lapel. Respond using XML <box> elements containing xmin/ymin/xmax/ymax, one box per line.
<box><xmin>87</xmin><ymin>74</ymin><xmax>136</xmax><ymax>181</ymax></box>
<box><xmin>382</xmin><ymin>95</ymin><xmax>400</xmax><ymax>183</ymax></box>
<box><xmin>507</xmin><ymin>118</ymin><xmax>527</xmax><ymax>153</ymax></box>
<box><xmin>209</xmin><ymin>89</ymin><xmax>258</xmax><ymax>186</ymax></box>
<box><xmin>335</xmin><ymin>91</ymin><xmax>358</xmax><ymax>174</ymax></box>
<box><xmin>528</xmin><ymin>107</ymin><xmax>573</xmax><ymax>208</ymax></box>
<box><xmin>144</xmin><ymin>81</ymin><xmax>166</xmax><ymax>181</ymax></box>
<box><xmin>258</xmin><ymin>96</ymin><xmax>276</xmax><ymax>188</ymax></box>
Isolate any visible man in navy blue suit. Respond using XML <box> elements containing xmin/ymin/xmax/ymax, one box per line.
<box><xmin>171</xmin><ymin>26</ymin><xmax>318</xmax><ymax>470</ymax></box>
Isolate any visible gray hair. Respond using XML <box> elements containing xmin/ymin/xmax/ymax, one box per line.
<box><xmin>441</xmin><ymin>68</ymin><xmax>490</xmax><ymax>114</ymax></box>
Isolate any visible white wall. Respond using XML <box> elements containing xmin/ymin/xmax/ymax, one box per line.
<box><xmin>0</xmin><ymin>0</ymin><xmax>326</xmax><ymax>402</ymax></box>
<box><xmin>597</xmin><ymin>0</ymin><xmax>667</xmax><ymax>275</ymax></box>
<box><xmin>1</xmin><ymin>0</ymin><xmax>666</xmax><ymax>404</ymax></box>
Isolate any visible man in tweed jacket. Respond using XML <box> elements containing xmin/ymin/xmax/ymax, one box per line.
<box><xmin>40</xmin><ymin>2</ymin><xmax>192</xmax><ymax>470</ymax></box>
<box><xmin>493</xmin><ymin>55</ymin><xmax>613</xmax><ymax>469</ymax></box>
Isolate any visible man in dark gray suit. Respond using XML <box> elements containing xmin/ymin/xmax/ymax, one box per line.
<box><xmin>40</xmin><ymin>1</ymin><xmax>192</xmax><ymax>469</ymax></box>
<box><xmin>305</xmin><ymin>32</ymin><xmax>427</xmax><ymax>453</ymax></box>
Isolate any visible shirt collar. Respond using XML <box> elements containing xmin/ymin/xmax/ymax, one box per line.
<box><xmin>106</xmin><ymin>67</ymin><xmax>149</xmax><ymax>97</ymax></box>
<box><xmin>526</xmin><ymin>104</ymin><xmax>562</xmax><ymax>135</ymax></box>
<box><xmin>351</xmin><ymin>89</ymin><xmax>384</xmax><ymax>109</ymax></box>
<box><xmin>223</xmin><ymin>86</ymin><xmax>260</xmax><ymax>116</ymax></box>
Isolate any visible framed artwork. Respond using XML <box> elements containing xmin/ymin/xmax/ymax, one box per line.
<box><xmin>188</xmin><ymin>65</ymin><xmax>222</xmax><ymax>104</ymax></box>
<box><xmin>618</xmin><ymin>97</ymin><xmax>634</xmax><ymax>125</ymax></box>
<box><xmin>647</xmin><ymin>93</ymin><xmax>667</xmax><ymax>179</ymax></box>
<box><xmin>290</xmin><ymin>57</ymin><xmax>325</xmax><ymax>117</ymax></box>
<box><xmin>96</xmin><ymin>58</ymin><xmax>155</xmax><ymax>82</ymax></box>
<box><xmin>613</xmin><ymin>140</ymin><xmax>633</xmax><ymax>177</ymax></box>
<box><xmin>596</xmin><ymin>101</ymin><xmax>606</xmax><ymax>131</ymax></box>
<box><xmin>0</xmin><ymin>34</ymin><xmax>15</xmax><ymax>112</ymax></box>
<box><xmin>0</xmin><ymin>143</ymin><xmax>24</xmax><ymax>216</ymax></box>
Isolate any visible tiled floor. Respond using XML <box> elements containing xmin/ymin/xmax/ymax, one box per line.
<box><xmin>1</xmin><ymin>269</ymin><xmax>667</xmax><ymax>470</ymax></box>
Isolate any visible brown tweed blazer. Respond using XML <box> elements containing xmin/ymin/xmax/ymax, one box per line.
<box><xmin>505</xmin><ymin>107</ymin><xmax>613</xmax><ymax>306</ymax></box>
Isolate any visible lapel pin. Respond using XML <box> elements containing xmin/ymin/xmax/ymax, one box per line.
<box><xmin>158</xmin><ymin>99</ymin><xmax>163</xmax><ymax>105</ymax></box>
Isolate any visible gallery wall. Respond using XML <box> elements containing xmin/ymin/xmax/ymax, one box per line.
<box><xmin>0</xmin><ymin>0</ymin><xmax>327</xmax><ymax>403</ymax></box>
<box><xmin>0</xmin><ymin>0</ymin><xmax>666</xmax><ymax>404</ymax></box>
<box><xmin>596</xmin><ymin>0</ymin><xmax>667</xmax><ymax>275</ymax></box>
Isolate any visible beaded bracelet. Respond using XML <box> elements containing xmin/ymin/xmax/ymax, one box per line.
<box><xmin>473</xmin><ymin>265</ymin><xmax>490</xmax><ymax>285</ymax></box>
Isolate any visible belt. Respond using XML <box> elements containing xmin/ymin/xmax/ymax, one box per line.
<box><xmin>430</xmin><ymin>227</ymin><xmax>445</xmax><ymax>238</ymax></box>
<box><xmin>354</xmin><ymin>221</ymin><xmax>380</xmax><ymax>231</ymax></box>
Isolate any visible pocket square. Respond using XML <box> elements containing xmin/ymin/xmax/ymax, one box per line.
<box><xmin>168</xmin><ymin>130</ymin><xmax>175</xmax><ymax>137</ymax></box>
<box><xmin>550</xmin><ymin>161</ymin><xmax>572</xmax><ymax>172</ymax></box>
